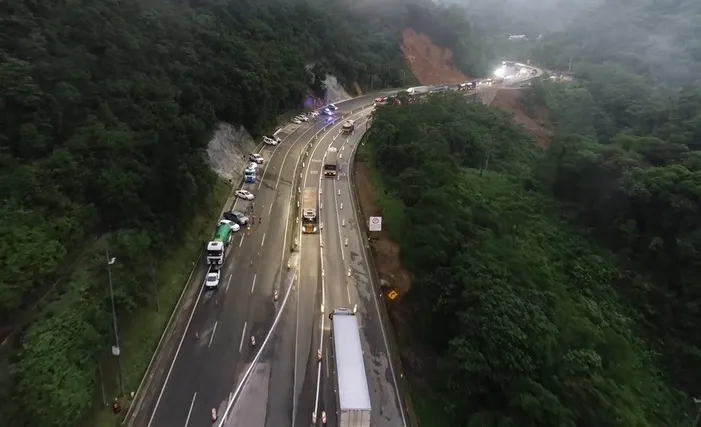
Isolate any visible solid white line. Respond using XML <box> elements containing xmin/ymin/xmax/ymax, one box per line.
<box><xmin>217</xmin><ymin>270</ymin><xmax>297</xmax><ymax>427</ymax></box>
<box><xmin>225</xmin><ymin>274</ymin><xmax>232</xmax><ymax>293</ymax></box>
<box><xmin>347</xmin><ymin>286</ymin><xmax>352</xmax><ymax>305</ymax></box>
<box><xmin>257</xmin><ymin>142</ymin><xmax>286</xmax><ymax>191</ymax></box>
<box><xmin>310</xmin><ymin>111</ymin><xmax>372</xmax><ymax>420</ymax></box>
<box><xmin>239</xmin><ymin>234</ymin><xmax>245</xmax><ymax>247</ymax></box>
<box><xmin>250</xmin><ymin>274</ymin><xmax>257</xmax><ymax>293</ymax></box>
<box><xmin>268</xmin><ymin>202</ymin><xmax>274</xmax><ymax>215</ymax></box>
<box><xmin>219</xmin><ymin>107</ymin><xmax>375</xmax><ymax>427</ymax></box>
<box><xmin>347</xmin><ymin>116</ymin><xmax>409</xmax><ymax>427</ymax></box>
<box><xmin>238</xmin><ymin>321</ymin><xmax>247</xmax><ymax>353</ymax></box>
<box><xmin>296</xmin><ymin>112</ymin><xmax>360</xmax><ymax>423</ymax></box>
<box><xmin>184</xmin><ymin>392</ymin><xmax>197</xmax><ymax>427</ymax></box>
<box><xmin>332</xmin><ymin>178</ymin><xmax>345</xmax><ymax>262</ymax></box>
<box><xmin>147</xmin><ymin>277</ymin><xmax>205</xmax><ymax>427</ymax></box>
<box><xmin>261</xmin><ymin>233</ymin><xmax>266</xmax><ymax>247</ymax></box>
<box><xmin>208</xmin><ymin>322</ymin><xmax>218</xmax><ymax>347</ymax></box>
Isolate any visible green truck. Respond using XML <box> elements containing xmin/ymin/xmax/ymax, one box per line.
<box><xmin>206</xmin><ymin>220</ymin><xmax>235</xmax><ymax>267</ymax></box>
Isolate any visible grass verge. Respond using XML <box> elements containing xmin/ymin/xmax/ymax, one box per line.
<box><xmin>355</xmin><ymin>141</ymin><xmax>405</xmax><ymax>241</ymax></box>
<box><xmin>89</xmin><ymin>178</ymin><xmax>231</xmax><ymax>427</ymax></box>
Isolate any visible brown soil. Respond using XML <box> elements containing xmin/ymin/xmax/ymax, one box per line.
<box><xmin>353</xmin><ymin>160</ymin><xmax>437</xmax><ymax>390</ymax></box>
<box><xmin>401</xmin><ymin>28</ymin><xmax>470</xmax><ymax>85</ymax></box>
<box><xmin>489</xmin><ymin>88</ymin><xmax>552</xmax><ymax>148</ymax></box>
<box><xmin>353</xmin><ymin>164</ymin><xmax>412</xmax><ymax>297</ymax></box>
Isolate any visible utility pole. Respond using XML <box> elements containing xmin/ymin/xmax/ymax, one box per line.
<box><xmin>106</xmin><ymin>249</ymin><xmax>125</xmax><ymax>396</ymax></box>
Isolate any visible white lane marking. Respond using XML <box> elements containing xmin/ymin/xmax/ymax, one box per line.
<box><xmin>147</xmin><ymin>269</ymin><xmax>205</xmax><ymax>427</ymax></box>
<box><xmin>250</xmin><ymin>274</ymin><xmax>257</xmax><ymax>293</ymax></box>
<box><xmin>258</xmin><ymin>142</ymin><xmax>286</xmax><ymax>191</ymax></box>
<box><xmin>219</xmin><ymin>107</ymin><xmax>375</xmax><ymax>427</ymax></box>
<box><xmin>347</xmin><ymin>286</ymin><xmax>351</xmax><ymax>305</ymax></box>
<box><xmin>208</xmin><ymin>321</ymin><xmax>218</xmax><ymax>347</ymax></box>
<box><xmin>309</xmin><ymin>110</ymin><xmax>373</xmax><ymax>421</ymax></box>
<box><xmin>268</xmin><ymin>202</ymin><xmax>274</xmax><ymax>215</ymax></box>
<box><xmin>226</xmin><ymin>274</ymin><xmax>232</xmax><ymax>293</ymax></box>
<box><xmin>346</xmin><ymin>115</ymin><xmax>410</xmax><ymax>427</ymax></box>
<box><xmin>238</xmin><ymin>321</ymin><xmax>247</xmax><ymax>353</ymax></box>
<box><xmin>239</xmin><ymin>234</ymin><xmax>245</xmax><ymax>247</ymax></box>
<box><xmin>261</xmin><ymin>233</ymin><xmax>266</xmax><ymax>247</ymax></box>
<box><xmin>275</xmin><ymin>122</ymin><xmax>324</xmax><ymax>191</ymax></box>
<box><xmin>333</xmin><ymin>178</ymin><xmax>345</xmax><ymax>262</ymax></box>
<box><xmin>296</xmin><ymin>111</ymin><xmax>363</xmax><ymax>423</ymax></box>
<box><xmin>184</xmin><ymin>392</ymin><xmax>197</xmax><ymax>427</ymax></box>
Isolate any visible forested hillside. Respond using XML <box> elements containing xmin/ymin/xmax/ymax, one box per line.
<box><xmin>521</xmin><ymin>69</ymin><xmax>701</xmax><ymax>397</ymax></box>
<box><xmin>531</xmin><ymin>0</ymin><xmax>701</xmax><ymax>85</ymax></box>
<box><xmin>0</xmin><ymin>0</ymin><xmax>486</xmax><ymax>425</ymax></box>
<box><xmin>363</xmin><ymin>94</ymin><xmax>686</xmax><ymax>426</ymax></box>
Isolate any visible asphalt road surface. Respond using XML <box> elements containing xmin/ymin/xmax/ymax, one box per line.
<box><xmin>125</xmin><ymin>69</ymin><xmax>540</xmax><ymax>427</ymax></box>
<box><xmin>314</xmin><ymin>114</ymin><xmax>408</xmax><ymax>427</ymax></box>
<box><xmin>125</xmin><ymin>94</ymin><xmax>385</xmax><ymax>427</ymax></box>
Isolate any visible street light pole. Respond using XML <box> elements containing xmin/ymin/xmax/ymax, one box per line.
<box><xmin>106</xmin><ymin>249</ymin><xmax>125</xmax><ymax>396</ymax></box>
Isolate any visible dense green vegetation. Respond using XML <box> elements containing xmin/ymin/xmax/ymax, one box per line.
<box><xmin>0</xmin><ymin>0</ymin><xmax>484</xmax><ymax>425</ymax></box>
<box><xmin>364</xmin><ymin>93</ymin><xmax>691</xmax><ymax>425</ymax></box>
<box><xmin>525</xmin><ymin>72</ymin><xmax>701</xmax><ymax>397</ymax></box>
<box><xmin>531</xmin><ymin>0</ymin><xmax>701</xmax><ymax>86</ymax></box>
<box><xmin>0</xmin><ymin>0</ymin><xmax>496</xmax><ymax>423</ymax></box>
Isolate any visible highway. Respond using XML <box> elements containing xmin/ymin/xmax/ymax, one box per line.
<box><xmin>125</xmin><ymin>94</ymin><xmax>384</xmax><ymax>427</ymax></box>
<box><xmin>125</xmin><ymin>63</ymin><xmax>542</xmax><ymax>427</ymax></box>
<box><xmin>310</xmin><ymin>114</ymin><xmax>407</xmax><ymax>427</ymax></box>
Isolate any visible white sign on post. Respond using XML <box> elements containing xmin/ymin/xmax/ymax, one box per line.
<box><xmin>369</xmin><ymin>216</ymin><xmax>382</xmax><ymax>232</ymax></box>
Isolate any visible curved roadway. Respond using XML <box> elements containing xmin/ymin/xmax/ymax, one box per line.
<box><xmin>126</xmin><ymin>94</ymin><xmax>386</xmax><ymax>427</ymax></box>
<box><xmin>127</xmin><ymin>63</ymin><xmax>542</xmax><ymax>427</ymax></box>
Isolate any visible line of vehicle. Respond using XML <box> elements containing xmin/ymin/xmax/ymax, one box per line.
<box><xmin>141</xmin><ymin>120</ymin><xmax>314</xmax><ymax>427</ymax></box>
<box><xmin>309</xmin><ymin>107</ymin><xmax>374</xmax><ymax>425</ymax></box>
<box><xmin>218</xmin><ymin>110</ymin><xmax>365</xmax><ymax>427</ymax></box>
<box><xmin>293</xmin><ymin>110</ymin><xmax>369</xmax><ymax>425</ymax></box>
<box><xmin>346</xmin><ymin>119</ymin><xmax>409</xmax><ymax>427</ymax></box>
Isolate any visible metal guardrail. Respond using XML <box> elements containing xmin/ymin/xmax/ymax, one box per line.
<box><xmin>347</xmin><ymin>124</ymin><xmax>420</xmax><ymax>427</ymax></box>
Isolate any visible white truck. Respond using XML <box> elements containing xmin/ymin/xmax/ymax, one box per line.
<box><xmin>324</xmin><ymin>147</ymin><xmax>338</xmax><ymax>177</ymax></box>
<box><xmin>330</xmin><ymin>308</ymin><xmax>372</xmax><ymax>427</ymax></box>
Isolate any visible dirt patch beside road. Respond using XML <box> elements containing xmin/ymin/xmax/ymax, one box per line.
<box><xmin>489</xmin><ymin>88</ymin><xmax>552</xmax><ymax>148</ymax></box>
<box><xmin>353</xmin><ymin>159</ymin><xmax>439</xmax><ymax>392</ymax></box>
<box><xmin>401</xmin><ymin>28</ymin><xmax>470</xmax><ymax>85</ymax></box>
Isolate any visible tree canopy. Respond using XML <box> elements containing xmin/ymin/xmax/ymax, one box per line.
<box><xmin>364</xmin><ymin>93</ymin><xmax>690</xmax><ymax>425</ymax></box>
<box><xmin>0</xmin><ymin>0</ymin><xmax>489</xmax><ymax>424</ymax></box>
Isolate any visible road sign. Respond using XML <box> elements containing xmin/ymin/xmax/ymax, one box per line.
<box><xmin>369</xmin><ymin>216</ymin><xmax>382</xmax><ymax>232</ymax></box>
<box><xmin>388</xmin><ymin>290</ymin><xmax>399</xmax><ymax>300</ymax></box>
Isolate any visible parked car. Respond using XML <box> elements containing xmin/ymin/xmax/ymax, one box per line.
<box><xmin>290</xmin><ymin>118</ymin><xmax>302</xmax><ymax>124</ymax></box>
<box><xmin>263</xmin><ymin>136</ymin><xmax>278</xmax><ymax>145</ymax></box>
<box><xmin>249</xmin><ymin>153</ymin><xmax>264</xmax><ymax>164</ymax></box>
<box><xmin>205</xmin><ymin>270</ymin><xmax>220</xmax><ymax>289</ymax></box>
<box><xmin>235</xmin><ymin>189</ymin><xmax>255</xmax><ymax>200</ymax></box>
<box><xmin>224</xmin><ymin>210</ymin><xmax>249</xmax><ymax>225</ymax></box>
<box><xmin>218</xmin><ymin>219</ymin><xmax>240</xmax><ymax>232</ymax></box>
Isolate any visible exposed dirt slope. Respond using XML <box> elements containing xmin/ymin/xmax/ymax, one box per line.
<box><xmin>489</xmin><ymin>88</ymin><xmax>552</xmax><ymax>148</ymax></box>
<box><xmin>401</xmin><ymin>28</ymin><xmax>470</xmax><ymax>85</ymax></box>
